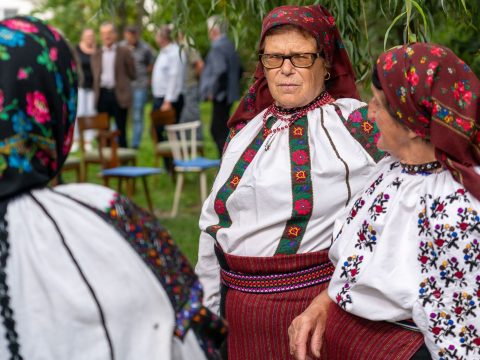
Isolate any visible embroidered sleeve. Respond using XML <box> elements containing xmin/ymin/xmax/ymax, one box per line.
<box><xmin>334</xmin><ymin>104</ymin><xmax>385</xmax><ymax>163</ymax></box>
<box><xmin>223</xmin><ymin>121</ymin><xmax>247</xmax><ymax>154</ymax></box>
<box><xmin>414</xmin><ymin>188</ymin><xmax>480</xmax><ymax>360</ymax></box>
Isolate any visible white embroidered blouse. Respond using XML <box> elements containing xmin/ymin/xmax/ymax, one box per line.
<box><xmin>328</xmin><ymin>157</ymin><xmax>480</xmax><ymax>360</ymax></box>
<box><xmin>196</xmin><ymin>98</ymin><xmax>381</xmax><ymax>314</ymax></box>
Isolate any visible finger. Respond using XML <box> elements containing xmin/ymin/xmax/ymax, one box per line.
<box><xmin>292</xmin><ymin>324</ymin><xmax>311</xmax><ymax>360</ymax></box>
<box><xmin>310</xmin><ymin>323</ymin><xmax>325</xmax><ymax>358</ymax></box>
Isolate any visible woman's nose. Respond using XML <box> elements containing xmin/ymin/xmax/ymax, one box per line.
<box><xmin>280</xmin><ymin>58</ymin><xmax>295</xmax><ymax>75</ymax></box>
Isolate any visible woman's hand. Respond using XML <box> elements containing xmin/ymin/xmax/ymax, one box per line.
<box><xmin>288</xmin><ymin>289</ymin><xmax>332</xmax><ymax>360</ymax></box>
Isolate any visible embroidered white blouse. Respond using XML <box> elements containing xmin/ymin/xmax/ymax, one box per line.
<box><xmin>196</xmin><ymin>98</ymin><xmax>380</xmax><ymax>314</ymax></box>
<box><xmin>0</xmin><ymin>184</ymin><xmax>206</xmax><ymax>360</ymax></box>
<box><xmin>328</xmin><ymin>157</ymin><xmax>480</xmax><ymax>360</ymax></box>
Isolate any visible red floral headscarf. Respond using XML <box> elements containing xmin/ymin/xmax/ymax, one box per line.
<box><xmin>228</xmin><ymin>4</ymin><xmax>359</xmax><ymax>127</ymax></box>
<box><xmin>376</xmin><ymin>43</ymin><xmax>480</xmax><ymax>199</ymax></box>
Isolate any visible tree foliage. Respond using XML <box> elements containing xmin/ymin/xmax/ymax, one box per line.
<box><xmin>34</xmin><ymin>0</ymin><xmax>479</xmax><ymax>82</ymax></box>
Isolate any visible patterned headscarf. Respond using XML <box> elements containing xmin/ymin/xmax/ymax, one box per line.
<box><xmin>376</xmin><ymin>43</ymin><xmax>480</xmax><ymax>199</ymax></box>
<box><xmin>228</xmin><ymin>4</ymin><xmax>359</xmax><ymax>127</ymax></box>
<box><xmin>0</xmin><ymin>16</ymin><xmax>77</xmax><ymax>200</ymax></box>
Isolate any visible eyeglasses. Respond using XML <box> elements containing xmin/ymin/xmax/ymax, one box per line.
<box><xmin>259</xmin><ymin>52</ymin><xmax>323</xmax><ymax>69</ymax></box>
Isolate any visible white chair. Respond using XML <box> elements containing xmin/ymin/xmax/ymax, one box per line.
<box><xmin>165</xmin><ymin>121</ymin><xmax>220</xmax><ymax>217</ymax></box>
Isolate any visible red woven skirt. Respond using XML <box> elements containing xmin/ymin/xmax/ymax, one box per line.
<box><xmin>216</xmin><ymin>248</ymin><xmax>333</xmax><ymax>360</ymax></box>
<box><xmin>322</xmin><ymin>303</ymin><xmax>425</xmax><ymax>359</ymax></box>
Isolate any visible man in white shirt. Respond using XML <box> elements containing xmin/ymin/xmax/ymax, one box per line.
<box><xmin>151</xmin><ymin>25</ymin><xmax>184</xmax><ymax>130</ymax></box>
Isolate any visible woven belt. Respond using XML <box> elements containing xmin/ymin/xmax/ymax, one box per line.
<box><xmin>220</xmin><ymin>261</ymin><xmax>334</xmax><ymax>294</ymax></box>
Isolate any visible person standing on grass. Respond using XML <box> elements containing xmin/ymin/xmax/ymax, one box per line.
<box><xmin>200</xmin><ymin>15</ymin><xmax>242</xmax><ymax>156</ymax></box>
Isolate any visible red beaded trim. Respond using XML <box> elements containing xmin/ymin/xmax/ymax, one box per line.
<box><xmin>262</xmin><ymin>91</ymin><xmax>335</xmax><ymax>136</ymax></box>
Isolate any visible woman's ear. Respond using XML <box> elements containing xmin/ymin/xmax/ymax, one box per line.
<box><xmin>407</xmin><ymin>128</ymin><xmax>419</xmax><ymax>140</ymax></box>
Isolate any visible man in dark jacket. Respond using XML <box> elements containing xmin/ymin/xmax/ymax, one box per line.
<box><xmin>91</xmin><ymin>22</ymin><xmax>136</xmax><ymax>148</ymax></box>
<box><xmin>200</xmin><ymin>15</ymin><xmax>242</xmax><ymax>156</ymax></box>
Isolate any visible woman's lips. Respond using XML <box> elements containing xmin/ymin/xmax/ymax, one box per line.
<box><xmin>278</xmin><ymin>84</ymin><xmax>299</xmax><ymax>92</ymax></box>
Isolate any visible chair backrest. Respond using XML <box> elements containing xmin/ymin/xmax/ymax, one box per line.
<box><xmin>165</xmin><ymin>121</ymin><xmax>201</xmax><ymax>161</ymax></box>
<box><xmin>150</xmin><ymin>109</ymin><xmax>176</xmax><ymax>143</ymax></box>
<box><xmin>76</xmin><ymin>112</ymin><xmax>109</xmax><ymax>153</ymax></box>
<box><xmin>97</xmin><ymin>130</ymin><xmax>120</xmax><ymax>169</ymax></box>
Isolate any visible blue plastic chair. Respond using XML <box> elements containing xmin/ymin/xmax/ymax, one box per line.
<box><xmin>165</xmin><ymin>121</ymin><xmax>220</xmax><ymax>217</ymax></box>
<box><xmin>98</xmin><ymin>130</ymin><xmax>163</xmax><ymax>213</ymax></box>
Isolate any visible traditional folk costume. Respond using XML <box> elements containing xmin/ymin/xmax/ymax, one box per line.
<box><xmin>195</xmin><ymin>5</ymin><xmax>384</xmax><ymax>359</ymax></box>
<box><xmin>0</xmin><ymin>17</ymin><xmax>225</xmax><ymax>360</ymax></box>
<box><xmin>328</xmin><ymin>44</ymin><xmax>480</xmax><ymax>360</ymax></box>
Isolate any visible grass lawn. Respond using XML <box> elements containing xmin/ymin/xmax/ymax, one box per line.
<box><xmin>62</xmin><ymin>101</ymin><xmax>223</xmax><ymax>265</ymax></box>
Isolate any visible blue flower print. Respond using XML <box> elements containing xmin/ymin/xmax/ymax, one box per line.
<box><xmin>12</xmin><ymin>111</ymin><xmax>33</xmax><ymax>135</ymax></box>
<box><xmin>8</xmin><ymin>148</ymin><xmax>32</xmax><ymax>172</ymax></box>
<box><xmin>0</xmin><ymin>27</ymin><xmax>25</xmax><ymax>47</ymax></box>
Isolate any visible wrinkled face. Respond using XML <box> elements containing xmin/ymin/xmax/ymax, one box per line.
<box><xmin>368</xmin><ymin>85</ymin><xmax>412</xmax><ymax>156</ymax></box>
<box><xmin>100</xmin><ymin>24</ymin><xmax>116</xmax><ymax>48</ymax></box>
<box><xmin>263</xmin><ymin>29</ymin><xmax>327</xmax><ymax>108</ymax></box>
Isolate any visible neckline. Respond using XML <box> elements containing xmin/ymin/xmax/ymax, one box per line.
<box><xmin>399</xmin><ymin>160</ymin><xmax>443</xmax><ymax>175</ymax></box>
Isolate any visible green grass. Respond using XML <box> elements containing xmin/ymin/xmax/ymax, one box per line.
<box><xmin>62</xmin><ymin>101</ymin><xmax>222</xmax><ymax>265</ymax></box>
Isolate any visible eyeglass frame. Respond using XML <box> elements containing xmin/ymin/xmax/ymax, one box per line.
<box><xmin>258</xmin><ymin>52</ymin><xmax>324</xmax><ymax>69</ymax></box>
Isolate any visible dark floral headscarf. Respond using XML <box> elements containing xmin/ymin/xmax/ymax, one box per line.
<box><xmin>228</xmin><ymin>4</ymin><xmax>359</xmax><ymax>127</ymax></box>
<box><xmin>0</xmin><ymin>16</ymin><xmax>77</xmax><ymax>200</ymax></box>
<box><xmin>376</xmin><ymin>43</ymin><xmax>480</xmax><ymax>199</ymax></box>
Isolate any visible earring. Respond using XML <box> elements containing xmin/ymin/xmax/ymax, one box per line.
<box><xmin>324</xmin><ymin>71</ymin><xmax>331</xmax><ymax>81</ymax></box>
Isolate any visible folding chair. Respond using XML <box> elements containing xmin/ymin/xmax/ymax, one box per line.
<box><xmin>165</xmin><ymin>120</ymin><xmax>220</xmax><ymax>217</ymax></box>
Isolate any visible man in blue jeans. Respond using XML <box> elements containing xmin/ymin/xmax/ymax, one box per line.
<box><xmin>123</xmin><ymin>26</ymin><xmax>154</xmax><ymax>149</ymax></box>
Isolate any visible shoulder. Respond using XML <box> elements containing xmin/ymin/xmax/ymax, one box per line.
<box><xmin>330</xmin><ymin>98</ymin><xmax>385</xmax><ymax>163</ymax></box>
<box><xmin>53</xmin><ymin>183</ymin><xmax>117</xmax><ymax>211</ymax></box>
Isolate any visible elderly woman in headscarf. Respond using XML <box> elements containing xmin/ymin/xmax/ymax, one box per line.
<box><xmin>195</xmin><ymin>5</ymin><xmax>385</xmax><ymax>359</ymax></box>
<box><xmin>289</xmin><ymin>43</ymin><xmax>480</xmax><ymax>360</ymax></box>
<box><xmin>0</xmin><ymin>16</ymin><xmax>225</xmax><ymax>360</ymax></box>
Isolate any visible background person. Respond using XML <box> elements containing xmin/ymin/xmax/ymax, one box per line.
<box><xmin>91</xmin><ymin>22</ymin><xmax>136</xmax><ymax>148</ymax></box>
<box><xmin>200</xmin><ymin>15</ymin><xmax>242</xmax><ymax>156</ymax></box>
<box><xmin>0</xmin><ymin>16</ymin><xmax>225</xmax><ymax>360</ymax></box>
<box><xmin>289</xmin><ymin>43</ymin><xmax>480</xmax><ymax>360</ymax></box>
<box><xmin>195</xmin><ymin>5</ymin><xmax>384</xmax><ymax>359</ymax></box>
<box><xmin>122</xmin><ymin>25</ymin><xmax>154</xmax><ymax>149</ymax></box>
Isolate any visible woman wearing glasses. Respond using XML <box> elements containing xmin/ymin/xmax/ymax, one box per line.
<box><xmin>195</xmin><ymin>5</ymin><xmax>383</xmax><ymax>359</ymax></box>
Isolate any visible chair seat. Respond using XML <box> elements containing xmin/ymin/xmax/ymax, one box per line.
<box><xmin>101</xmin><ymin>166</ymin><xmax>163</xmax><ymax>178</ymax></box>
<box><xmin>63</xmin><ymin>155</ymin><xmax>81</xmax><ymax>169</ymax></box>
<box><xmin>84</xmin><ymin>147</ymin><xmax>137</xmax><ymax>161</ymax></box>
<box><xmin>174</xmin><ymin>157</ymin><xmax>220</xmax><ymax>171</ymax></box>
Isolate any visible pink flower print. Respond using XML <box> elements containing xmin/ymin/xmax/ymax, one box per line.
<box><xmin>47</xmin><ymin>25</ymin><xmax>61</xmax><ymax>41</ymax></box>
<box><xmin>327</xmin><ymin>16</ymin><xmax>335</xmax><ymax>25</ymax></box>
<box><xmin>26</xmin><ymin>91</ymin><xmax>51</xmax><ymax>124</ymax></box>
<box><xmin>349</xmin><ymin>110</ymin><xmax>362</xmax><ymax>123</ymax></box>
<box><xmin>243</xmin><ymin>149</ymin><xmax>256</xmax><ymax>163</ymax></box>
<box><xmin>430</xmin><ymin>47</ymin><xmax>445</xmax><ymax>57</ymax></box>
<box><xmin>455</xmin><ymin>118</ymin><xmax>473</xmax><ymax>133</ymax></box>
<box><xmin>406</xmin><ymin>67</ymin><xmax>419</xmax><ymax>86</ymax></box>
<box><xmin>49</xmin><ymin>47</ymin><xmax>58</xmax><ymax>61</ymax></box>
<box><xmin>292</xmin><ymin>150</ymin><xmax>309</xmax><ymax>165</ymax></box>
<box><xmin>63</xmin><ymin>125</ymin><xmax>74</xmax><ymax>155</ymax></box>
<box><xmin>214</xmin><ymin>199</ymin><xmax>226</xmax><ymax>215</ymax></box>
<box><xmin>383</xmin><ymin>53</ymin><xmax>396</xmax><ymax>71</ymax></box>
<box><xmin>373</xmin><ymin>132</ymin><xmax>380</xmax><ymax>145</ymax></box>
<box><xmin>0</xmin><ymin>89</ymin><xmax>3</xmax><ymax>112</ymax></box>
<box><xmin>2</xmin><ymin>19</ymin><xmax>39</xmax><ymax>33</ymax></box>
<box><xmin>17</xmin><ymin>68</ymin><xmax>28</xmax><ymax>80</ymax></box>
<box><xmin>294</xmin><ymin>199</ymin><xmax>312</xmax><ymax>216</ymax></box>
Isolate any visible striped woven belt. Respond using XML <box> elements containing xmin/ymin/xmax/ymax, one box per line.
<box><xmin>220</xmin><ymin>261</ymin><xmax>335</xmax><ymax>294</ymax></box>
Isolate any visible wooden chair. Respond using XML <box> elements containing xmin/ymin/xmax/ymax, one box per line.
<box><xmin>165</xmin><ymin>120</ymin><xmax>220</xmax><ymax>217</ymax></box>
<box><xmin>97</xmin><ymin>129</ymin><xmax>163</xmax><ymax>214</ymax></box>
<box><xmin>52</xmin><ymin>155</ymin><xmax>82</xmax><ymax>185</ymax></box>
<box><xmin>77</xmin><ymin>113</ymin><xmax>137</xmax><ymax>181</ymax></box>
<box><xmin>150</xmin><ymin>108</ymin><xmax>176</xmax><ymax>171</ymax></box>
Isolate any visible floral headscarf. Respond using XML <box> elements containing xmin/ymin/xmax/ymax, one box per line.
<box><xmin>228</xmin><ymin>4</ymin><xmax>359</xmax><ymax>127</ymax></box>
<box><xmin>376</xmin><ymin>43</ymin><xmax>480</xmax><ymax>199</ymax></box>
<box><xmin>0</xmin><ymin>16</ymin><xmax>77</xmax><ymax>200</ymax></box>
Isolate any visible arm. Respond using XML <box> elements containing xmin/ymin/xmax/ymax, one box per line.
<box><xmin>288</xmin><ymin>289</ymin><xmax>332</xmax><ymax>360</ymax></box>
<box><xmin>195</xmin><ymin>231</ymin><xmax>221</xmax><ymax>314</ymax></box>
<box><xmin>163</xmin><ymin>49</ymin><xmax>182</xmax><ymax>104</ymax></box>
<box><xmin>124</xmin><ymin>47</ymin><xmax>136</xmax><ymax>80</ymax></box>
<box><xmin>200</xmin><ymin>46</ymin><xmax>227</xmax><ymax>100</ymax></box>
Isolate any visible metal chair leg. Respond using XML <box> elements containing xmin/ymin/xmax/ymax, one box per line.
<box><xmin>200</xmin><ymin>171</ymin><xmax>207</xmax><ymax>203</ymax></box>
<box><xmin>171</xmin><ymin>172</ymin><xmax>184</xmax><ymax>218</ymax></box>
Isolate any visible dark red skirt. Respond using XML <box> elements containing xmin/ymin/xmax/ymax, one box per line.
<box><xmin>218</xmin><ymin>249</ymin><xmax>332</xmax><ymax>360</ymax></box>
<box><xmin>322</xmin><ymin>303</ymin><xmax>425</xmax><ymax>360</ymax></box>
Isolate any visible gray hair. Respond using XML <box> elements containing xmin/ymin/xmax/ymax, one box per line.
<box><xmin>157</xmin><ymin>24</ymin><xmax>173</xmax><ymax>41</ymax></box>
<box><xmin>100</xmin><ymin>21</ymin><xmax>116</xmax><ymax>33</ymax></box>
<box><xmin>207</xmin><ymin>15</ymin><xmax>227</xmax><ymax>34</ymax></box>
